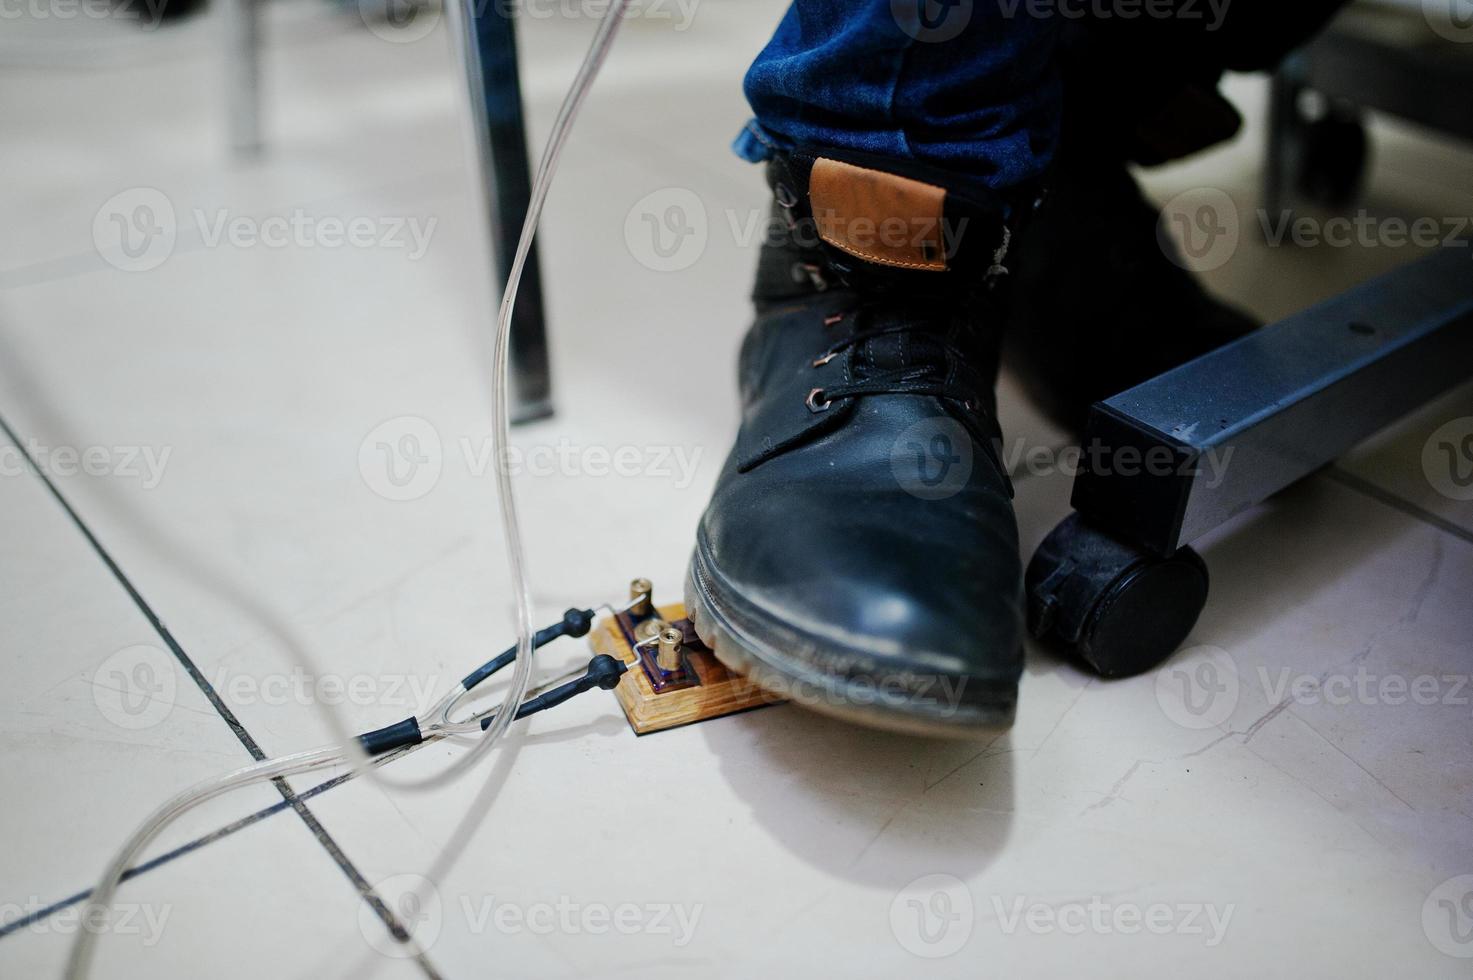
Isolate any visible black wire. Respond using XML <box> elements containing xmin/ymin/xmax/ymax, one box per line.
<box><xmin>460</xmin><ymin>607</ymin><xmax>594</xmax><ymax>690</ymax></box>
<box><xmin>357</xmin><ymin>607</ymin><xmax>599</xmax><ymax>755</ymax></box>
<box><xmin>358</xmin><ymin>717</ymin><xmax>425</xmax><ymax>755</ymax></box>
<box><xmin>495</xmin><ymin>655</ymin><xmax>626</xmax><ymax>725</ymax></box>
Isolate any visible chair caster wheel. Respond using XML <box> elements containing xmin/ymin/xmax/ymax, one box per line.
<box><xmin>1026</xmin><ymin>513</ymin><xmax>1209</xmax><ymax>678</ymax></box>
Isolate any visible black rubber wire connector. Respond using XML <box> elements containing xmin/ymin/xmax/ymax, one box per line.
<box><xmin>355</xmin><ymin>608</ymin><xmax>598</xmax><ymax>756</ymax></box>
<box><xmin>358</xmin><ymin>716</ymin><xmax>423</xmax><ymax>755</ymax></box>
<box><xmin>483</xmin><ymin>655</ymin><xmax>628</xmax><ymax>728</ymax></box>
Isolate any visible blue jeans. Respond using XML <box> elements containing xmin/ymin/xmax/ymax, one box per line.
<box><xmin>737</xmin><ymin>0</ymin><xmax>1348</xmax><ymax>194</ymax></box>
<box><xmin>736</xmin><ymin>1</ymin><xmax>1063</xmax><ymax>194</ymax></box>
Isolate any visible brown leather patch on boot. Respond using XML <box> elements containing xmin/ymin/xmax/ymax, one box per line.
<box><xmin>809</xmin><ymin>158</ymin><xmax>949</xmax><ymax>272</ymax></box>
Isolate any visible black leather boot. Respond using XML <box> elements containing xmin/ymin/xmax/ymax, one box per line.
<box><xmin>686</xmin><ymin>151</ymin><xmax>1029</xmax><ymax>737</ymax></box>
<box><xmin>1003</xmin><ymin>127</ymin><xmax>1260</xmax><ymax>437</ymax></box>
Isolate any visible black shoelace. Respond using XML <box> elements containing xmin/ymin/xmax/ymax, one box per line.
<box><xmin>806</xmin><ymin>305</ymin><xmax>987</xmax><ymax>413</ymax></box>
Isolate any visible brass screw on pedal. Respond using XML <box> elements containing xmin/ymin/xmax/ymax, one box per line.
<box><xmin>656</xmin><ymin>625</ymin><xmax>685</xmax><ymax>672</ymax></box>
<box><xmin>635</xmin><ymin>617</ymin><xmax>667</xmax><ymax>643</ymax></box>
<box><xmin>629</xmin><ymin>577</ymin><xmax>654</xmax><ymax>617</ymax></box>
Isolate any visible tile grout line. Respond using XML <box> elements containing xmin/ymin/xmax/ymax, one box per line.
<box><xmin>0</xmin><ymin>745</ymin><xmax>419</xmax><ymax>941</ymax></box>
<box><xmin>0</xmin><ymin>408</ymin><xmax>442</xmax><ymax>980</ymax></box>
<box><xmin>5</xmin><ymin>418</ymin><xmax>1456</xmax><ymax>966</ymax></box>
<box><xmin>1327</xmin><ymin>466</ymin><xmax>1473</xmax><ymax>546</ymax></box>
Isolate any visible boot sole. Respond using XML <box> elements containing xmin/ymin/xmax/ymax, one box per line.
<box><xmin>685</xmin><ymin>543</ymin><xmax>1017</xmax><ymax>739</ymax></box>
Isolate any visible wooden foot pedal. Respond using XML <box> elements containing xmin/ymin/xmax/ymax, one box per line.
<box><xmin>591</xmin><ymin>579</ymin><xmax>781</xmax><ymax>734</ymax></box>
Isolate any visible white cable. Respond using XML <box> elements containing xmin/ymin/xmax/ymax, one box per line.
<box><xmin>330</xmin><ymin>0</ymin><xmax>633</xmax><ymax>793</ymax></box>
<box><xmin>62</xmin><ymin>651</ymin><xmax>600</xmax><ymax>978</ymax></box>
<box><xmin>63</xmin><ymin>746</ymin><xmax>346</xmax><ymax>979</ymax></box>
<box><xmin>65</xmin><ymin>2</ymin><xmax>633</xmax><ymax>975</ymax></box>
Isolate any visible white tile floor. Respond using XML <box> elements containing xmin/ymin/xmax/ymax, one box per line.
<box><xmin>1</xmin><ymin>2</ymin><xmax>1470</xmax><ymax>977</ymax></box>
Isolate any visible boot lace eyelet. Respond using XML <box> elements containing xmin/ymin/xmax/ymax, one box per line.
<box><xmin>806</xmin><ymin>388</ymin><xmax>833</xmax><ymax>413</ymax></box>
<box><xmin>794</xmin><ymin>262</ymin><xmax>829</xmax><ymax>292</ymax></box>
<box><xmin>812</xmin><ymin>352</ymin><xmax>836</xmax><ymax>368</ymax></box>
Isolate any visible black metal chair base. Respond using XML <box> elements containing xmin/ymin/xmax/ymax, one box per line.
<box><xmin>1031</xmin><ymin>249</ymin><xmax>1473</xmax><ymax>677</ymax></box>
